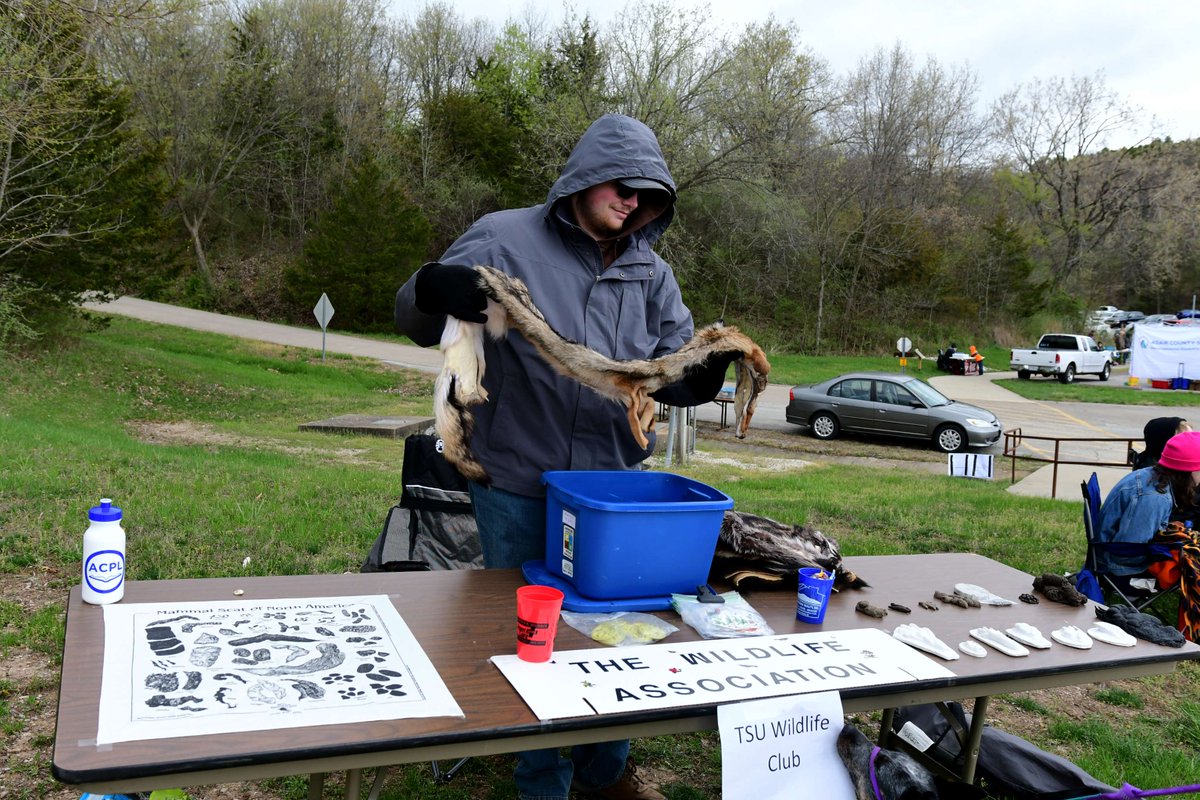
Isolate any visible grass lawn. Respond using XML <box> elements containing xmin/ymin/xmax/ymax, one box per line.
<box><xmin>1</xmin><ymin>317</ymin><xmax>1196</xmax><ymax>799</ymax></box>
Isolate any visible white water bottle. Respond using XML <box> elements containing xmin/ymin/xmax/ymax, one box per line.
<box><xmin>82</xmin><ymin>498</ymin><xmax>125</xmax><ymax>605</ymax></box>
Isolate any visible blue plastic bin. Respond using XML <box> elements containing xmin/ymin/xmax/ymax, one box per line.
<box><xmin>542</xmin><ymin>471</ymin><xmax>734</xmax><ymax>600</ymax></box>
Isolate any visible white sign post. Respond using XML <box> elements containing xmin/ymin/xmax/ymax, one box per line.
<box><xmin>718</xmin><ymin>691</ymin><xmax>855</xmax><ymax>800</ymax></box>
<box><xmin>896</xmin><ymin>336</ymin><xmax>912</xmax><ymax>373</ymax></box>
<box><xmin>313</xmin><ymin>293</ymin><xmax>335</xmax><ymax>362</ymax></box>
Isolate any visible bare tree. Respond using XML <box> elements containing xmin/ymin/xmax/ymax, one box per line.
<box><xmin>787</xmin><ymin>44</ymin><xmax>988</xmax><ymax>342</ymax></box>
<box><xmin>991</xmin><ymin>72</ymin><xmax>1154</xmax><ymax>284</ymax></box>
<box><xmin>394</xmin><ymin>1</ymin><xmax>492</xmax><ymax>185</ymax></box>
<box><xmin>100</xmin><ymin>1</ymin><xmax>292</xmax><ymax>289</ymax></box>
<box><xmin>704</xmin><ymin>18</ymin><xmax>831</xmax><ymax>184</ymax></box>
<box><xmin>220</xmin><ymin>0</ymin><xmax>401</xmax><ymax>239</ymax></box>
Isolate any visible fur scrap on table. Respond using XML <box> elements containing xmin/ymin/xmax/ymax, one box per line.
<box><xmin>435</xmin><ymin>265</ymin><xmax>772</xmax><ymax>484</ymax></box>
<box><xmin>710</xmin><ymin>510</ymin><xmax>869</xmax><ymax>591</ymax></box>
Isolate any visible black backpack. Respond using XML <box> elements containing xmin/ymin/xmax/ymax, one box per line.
<box><xmin>893</xmin><ymin>702</ymin><xmax>1114</xmax><ymax>800</ymax></box>
<box><xmin>361</xmin><ymin>434</ymin><xmax>483</xmax><ymax>572</ymax></box>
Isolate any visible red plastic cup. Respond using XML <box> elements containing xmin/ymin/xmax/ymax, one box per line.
<box><xmin>516</xmin><ymin>585</ymin><xmax>564</xmax><ymax>662</ymax></box>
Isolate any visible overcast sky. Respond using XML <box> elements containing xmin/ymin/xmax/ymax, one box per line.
<box><xmin>391</xmin><ymin>0</ymin><xmax>1199</xmax><ymax>148</ymax></box>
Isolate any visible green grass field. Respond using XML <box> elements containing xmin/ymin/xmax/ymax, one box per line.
<box><xmin>1</xmin><ymin>317</ymin><xmax>1196</xmax><ymax>799</ymax></box>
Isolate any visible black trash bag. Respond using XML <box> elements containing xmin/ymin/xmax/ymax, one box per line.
<box><xmin>893</xmin><ymin>702</ymin><xmax>1115</xmax><ymax>800</ymax></box>
<box><xmin>361</xmin><ymin>434</ymin><xmax>483</xmax><ymax>572</ymax></box>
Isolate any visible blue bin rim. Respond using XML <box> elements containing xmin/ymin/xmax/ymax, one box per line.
<box><xmin>541</xmin><ymin>470</ymin><xmax>733</xmax><ymax>513</ymax></box>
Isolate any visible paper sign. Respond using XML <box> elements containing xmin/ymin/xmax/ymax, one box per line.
<box><xmin>98</xmin><ymin>594</ymin><xmax>462</xmax><ymax>744</ymax></box>
<box><xmin>948</xmin><ymin>453</ymin><xmax>993</xmax><ymax>479</ymax></box>
<box><xmin>719</xmin><ymin>691</ymin><xmax>855</xmax><ymax>800</ymax></box>
<box><xmin>491</xmin><ymin>627</ymin><xmax>954</xmax><ymax>720</ymax></box>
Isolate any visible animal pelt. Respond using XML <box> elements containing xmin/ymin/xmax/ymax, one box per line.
<box><xmin>837</xmin><ymin>723</ymin><xmax>940</xmax><ymax>800</ymax></box>
<box><xmin>710</xmin><ymin>510</ymin><xmax>869</xmax><ymax>591</ymax></box>
<box><xmin>435</xmin><ymin>265</ymin><xmax>772</xmax><ymax>483</ymax></box>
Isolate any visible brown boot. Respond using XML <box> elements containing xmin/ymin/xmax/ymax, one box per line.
<box><xmin>571</xmin><ymin>758</ymin><xmax>664</xmax><ymax>800</ymax></box>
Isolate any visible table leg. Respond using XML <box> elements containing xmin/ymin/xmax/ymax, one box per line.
<box><xmin>961</xmin><ymin>696</ymin><xmax>988</xmax><ymax>784</ymax></box>
<box><xmin>344</xmin><ymin>768</ymin><xmax>363</xmax><ymax>798</ymax></box>
<box><xmin>875</xmin><ymin>697</ymin><xmax>989</xmax><ymax>784</ymax></box>
<box><xmin>308</xmin><ymin>773</ymin><xmax>324</xmax><ymax>800</ymax></box>
<box><xmin>877</xmin><ymin>707</ymin><xmax>896</xmax><ymax>747</ymax></box>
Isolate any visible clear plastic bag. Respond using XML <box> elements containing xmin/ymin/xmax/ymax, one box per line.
<box><xmin>671</xmin><ymin>591</ymin><xmax>775</xmax><ymax>638</ymax></box>
<box><xmin>560</xmin><ymin>611</ymin><xmax>679</xmax><ymax>647</ymax></box>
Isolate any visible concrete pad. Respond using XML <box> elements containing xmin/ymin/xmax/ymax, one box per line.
<box><xmin>1006</xmin><ymin>463</ymin><xmax>1128</xmax><ymax>502</ymax></box>
<box><xmin>299</xmin><ymin>414</ymin><xmax>433</xmax><ymax>439</ymax></box>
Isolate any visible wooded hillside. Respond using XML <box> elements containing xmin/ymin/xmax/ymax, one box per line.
<box><xmin>3</xmin><ymin>0</ymin><xmax>1198</xmax><ymax>353</ymax></box>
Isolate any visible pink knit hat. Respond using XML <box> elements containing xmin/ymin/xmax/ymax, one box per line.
<box><xmin>1157</xmin><ymin>430</ymin><xmax>1200</xmax><ymax>471</ymax></box>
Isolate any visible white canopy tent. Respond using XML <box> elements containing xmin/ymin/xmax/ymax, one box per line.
<box><xmin>1129</xmin><ymin>323</ymin><xmax>1200</xmax><ymax>382</ymax></box>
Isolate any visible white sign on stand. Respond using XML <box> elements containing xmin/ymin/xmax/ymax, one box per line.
<box><xmin>718</xmin><ymin>691</ymin><xmax>855</xmax><ymax>800</ymax></box>
<box><xmin>948</xmin><ymin>453</ymin><xmax>994</xmax><ymax>479</ymax></box>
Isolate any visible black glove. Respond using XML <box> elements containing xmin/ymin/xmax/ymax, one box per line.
<box><xmin>413</xmin><ymin>262</ymin><xmax>488</xmax><ymax>323</ymax></box>
<box><xmin>650</xmin><ymin>351</ymin><xmax>741</xmax><ymax>407</ymax></box>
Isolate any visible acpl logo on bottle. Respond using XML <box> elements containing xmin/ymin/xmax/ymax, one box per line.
<box><xmin>85</xmin><ymin>549</ymin><xmax>125</xmax><ymax>593</ymax></box>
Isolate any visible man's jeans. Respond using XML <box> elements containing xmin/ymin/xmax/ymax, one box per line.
<box><xmin>469</xmin><ymin>483</ymin><xmax>630</xmax><ymax>799</ymax></box>
<box><xmin>469</xmin><ymin>482</ymin><xmax>548</xmax><ymax>569</ymax></box>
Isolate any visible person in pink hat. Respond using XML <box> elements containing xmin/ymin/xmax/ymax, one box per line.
<box><xmin>1095</xmin><ymin>430</ymin><xmax>1200</xmax><ymax>582</ymax></box>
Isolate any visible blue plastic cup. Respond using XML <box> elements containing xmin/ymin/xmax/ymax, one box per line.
<box><xmin>796</xmin><ymin>567</ymin><xmax>835</xmax><ymax>623</ymax></box>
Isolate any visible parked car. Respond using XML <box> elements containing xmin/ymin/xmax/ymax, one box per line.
<box><xmin>1143</xmin><ymin>314</ymin><xmax>1178</xmax><ymax>325</ymax></box>
<box><xmin>784</xmin><ymin>372</ymin><xmax>1002</xmax><ymax>453</ymax></box>
<box><xmin>1092</xmin><ymin>305</ymin><xmax>1121</xmax><ymax>320</ymax></box>
<box><xmin>1109</xmin><ymin>310</ymin><xmax>1145</xmax><ymax>326</ymax></box>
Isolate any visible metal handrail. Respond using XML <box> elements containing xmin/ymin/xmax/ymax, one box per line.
<box><xmin>1002</xmin><ymin>428</ymin><xmax>1139</xmax><ymax>499</ymax></box>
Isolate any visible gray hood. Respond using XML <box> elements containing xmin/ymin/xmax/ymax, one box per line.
<box><xmin>544</xmin><ymin>113</ymin><xmax>677</xmax><ymax>244</ymax></box>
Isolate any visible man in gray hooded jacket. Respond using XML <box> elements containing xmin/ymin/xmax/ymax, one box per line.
<box><xmin>395</xmin><ymin>114</ymin><xmax>732</xmax><ymax>800</ymax></box>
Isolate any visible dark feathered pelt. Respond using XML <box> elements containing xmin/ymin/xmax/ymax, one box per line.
<box><xmin>711</xmin><ymin>510</ymin><xmax>869</xmax><ymax>591</ymax></box>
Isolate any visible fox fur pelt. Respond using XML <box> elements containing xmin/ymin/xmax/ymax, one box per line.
<box><xmin>712</xmin><ymin>509</ymin><xmax>869</xmax><ymax>591</ymax></box>
<box><xmin>435</xmin><ymin>265</ymin><xmax>772</xmax><ymax>484</ymax></box>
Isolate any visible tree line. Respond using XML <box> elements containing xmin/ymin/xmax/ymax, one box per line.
<box><xmin>3</xmin><ymin>0</ymin><xmax>1198</xmax><ymax>353</ymax></box>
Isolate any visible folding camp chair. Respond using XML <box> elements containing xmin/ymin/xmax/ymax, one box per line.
<box><xmin>1079</xmin><ymin>472</ymin><xmax>1181</xmax><ymax>618</ymax></box>
<box><xmin>317</xmin><ymin>434</ymin><xmax>483</xmax><ymax>797</ymax></box>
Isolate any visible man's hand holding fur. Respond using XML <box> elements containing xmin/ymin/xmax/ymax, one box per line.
<box><xmin>650</xmin><ymin>351</ymin><xmax>741</xmax><ymax>407</ymax></box>
<box><xmin>414</xmin><ymin>262</ymin><xmax>488</xmax><ymax>323</ymax></box>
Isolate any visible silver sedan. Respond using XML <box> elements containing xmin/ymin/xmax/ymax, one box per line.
<box><xmin>785</xmin><ymin>371</ymin><xmax>1002</xmax><ymax>453</ymax></box>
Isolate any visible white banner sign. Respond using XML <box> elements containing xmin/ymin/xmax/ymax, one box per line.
<box><xmin>719</xmin><ymin>691</ymin><xmax>855</xmax><ymax>800</ymax></box>
<box><xmin>491</xmin><ymin>627</ymin><xmax>953</xmax><ymax>720</ymax></box>
<box><xmin>1129</xmin><ymin>323</ymin><xmax>1200</xmax><ymax>381</ymax></box>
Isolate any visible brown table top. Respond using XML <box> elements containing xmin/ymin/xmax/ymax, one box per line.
<box><xmin>53</xmin><ymin>553</ymin><xmax>1199</xmax><ymax>791</ymax></box>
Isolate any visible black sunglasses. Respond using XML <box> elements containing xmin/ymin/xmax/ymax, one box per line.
<box><xmin>615</xmin><ymin>183</ymin><xmax>670</xmax><ymax>205</ymax></box>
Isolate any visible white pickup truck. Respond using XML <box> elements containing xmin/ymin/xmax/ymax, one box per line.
<box><xmin>1009</xmin><ymin>333</ymin><xmax>1113</xmax><ymax>383</ymax></box>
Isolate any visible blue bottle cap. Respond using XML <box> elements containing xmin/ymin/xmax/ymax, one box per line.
<box><xmin>88</xmin><ymin>498</ymin><xmax>123</xmax><ymax>522</ymax></box>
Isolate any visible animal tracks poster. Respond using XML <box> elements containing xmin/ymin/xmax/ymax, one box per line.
<box><xmin>97</xmin><ymin>595</ymin><xmax>461</xmax><ymax>745</ymax></box>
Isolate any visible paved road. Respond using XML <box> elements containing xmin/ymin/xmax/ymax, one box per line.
<box><xmin>84</xmin><ymin>296</ymin><xmax>1194</xmax><ymax>498</ymax></box>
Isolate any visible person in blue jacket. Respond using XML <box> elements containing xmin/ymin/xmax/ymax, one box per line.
<box><xmin>395</xmin><ymin>114</ymin><xmax>733</xmax><ymax>800</ymax></box>
<box><xmin>1096</xmin><ymin>430</ymin><xmax>1200</xmax><ymax>578</ymax></box>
